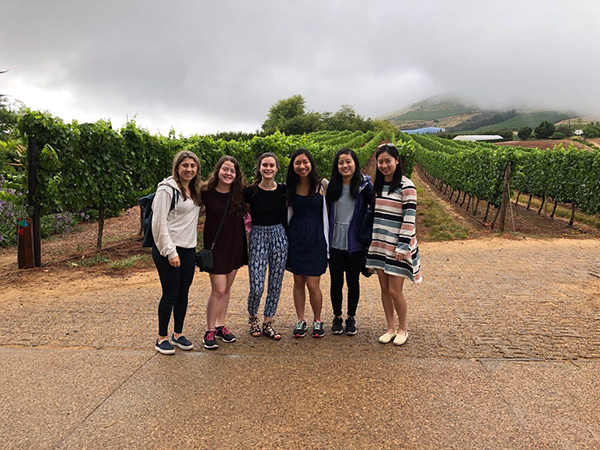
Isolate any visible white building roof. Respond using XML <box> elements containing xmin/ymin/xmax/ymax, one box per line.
<box><xmin>453</xmin><ymin>135</ymin><xmax>504</xmax><ymax>141</ymax></box>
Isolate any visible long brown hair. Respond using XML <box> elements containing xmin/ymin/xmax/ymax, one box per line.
<box><xmin>201</xmin><ymin>155</ymin><xmax>247</xmax><ymax>218</ymax></box>
<box><xmin>172</xmin><ymin>150</ymin><xmax>202</xmax><ymax>205</ymax></box>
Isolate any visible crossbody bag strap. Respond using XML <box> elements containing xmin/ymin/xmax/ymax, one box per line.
<box><xmin>210</xmin><ymin>190</ymin><xmax>232</xmax><ymax>250</ymax></box>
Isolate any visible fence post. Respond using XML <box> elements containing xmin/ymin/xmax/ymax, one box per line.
<box><xmin>17</xmin><ymin>218</ymin><xmax>35</xmax><ymax>268</ymax></box>
<box><xmin>499</xmin><ymin>161</ymin><xmax>512</xmax><ymax>232</ymax></box>
<box><xmin>27</xmin><ymin>136</ymin><xmax>42</xmax><ymax>267</ymax></box>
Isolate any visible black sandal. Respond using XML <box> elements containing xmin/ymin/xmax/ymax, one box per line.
<box><xmin>249</xmin><ymin>317</ymin><xmax>261</xmax><ymax>337</ymax></box>
<box><xmin>262</xmin><ymin>321</ymin><xmax>281</xmax><ymax>340</ymax></box>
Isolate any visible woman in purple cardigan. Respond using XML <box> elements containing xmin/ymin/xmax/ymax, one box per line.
<box><xmin>326</xmin><ymin>148</ymin><xmax>373</xmax><ymax>336</ymax></box>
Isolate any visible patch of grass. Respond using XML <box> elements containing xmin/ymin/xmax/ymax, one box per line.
<box><xmin>515</xmin><ymin>194</ymin><xmax>600</xmax><ymax>229</ymax></box>
<box><xmin>416</xmin><ymin>185</ymin><xmax>470</xmax><ymax>241</ymax></box>
<box><xmin>108</xmin><ymin>254</ymin><xmax>148</xmax><ymax>269</ymax></box>
<box><xmin>78</xmin><ymin>254</ymin><xmax>109</xmax><ymax>267</ymax></box>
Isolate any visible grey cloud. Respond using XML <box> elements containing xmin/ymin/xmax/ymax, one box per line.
<box><xmin>2</xmin><ymin>0</ymin><xmax>599</xmax><ymax>134</ymax></box>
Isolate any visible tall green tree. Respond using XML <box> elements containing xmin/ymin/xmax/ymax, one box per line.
<box><xmin>518</xmin><ymin>126</ymin><xmax>532</xmax><ymax>141</ymax></box>
<box><xmin>262</xmin><ymin>95</ymin><xmax>308</xmax><ymax>134</ymax></box>
<box><xmin>534</xmin><ymin>120</ymin><xmax>555</xmax><ymax>139</ymax></box>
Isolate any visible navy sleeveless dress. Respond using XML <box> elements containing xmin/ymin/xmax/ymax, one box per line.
<box><xmin>287</xmin><ymin>193</ymin><xmax>328</xmax><ymax>276</ymax></box>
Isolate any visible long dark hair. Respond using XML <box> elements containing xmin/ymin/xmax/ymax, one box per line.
<box><xmin>285</xmin><ymin>148</ymin><xmax>321</xmax><ymax>206</ymax></box>
<box><xmin>201</xmin><ymin>155</ymin><xmax>248</xmax><ymax>218</ymax></box>
<box><xmin>374</xmin><ymin>143</ymin><xmax>404</xmax><ymax>198</ymax></box>
<box><xmin>172</xmin><ymin>150</ymin><xmax>202</xmax><ymax>205</ymax></box>
<box><xmin>326</xmin><ymin>148</ymin><xmax>361</xmax><ymax>206</ymax></box>
<box><xmin>250</xmin><ymin>152</ymin><xmax>279</xmax><ymax>197</ymax></box>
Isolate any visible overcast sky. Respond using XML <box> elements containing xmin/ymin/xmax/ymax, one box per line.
<box><xmin>2</xmin><ymin>0</ymin><xmax>599</xmax><ymax>135</ymax></box>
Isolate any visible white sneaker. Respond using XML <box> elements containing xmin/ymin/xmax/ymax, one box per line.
<box><xmin>378</xmin><ymin>330</ymin><xmax>396</xmax><ymax>344</ymax></box>
<box><xmin>393</xmin><ymin>330</ymin><xmax>408</xmax><ymax>346</ymax></box>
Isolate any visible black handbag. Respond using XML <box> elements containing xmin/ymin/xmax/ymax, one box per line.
<box><xmin>196</xmin><ymin>190</ymin><xmax>231</xmax><ymax>272</ymax></box>
<box><xmin>195</xmin><ymin>248</ymin><xmax>214</xmax><ymax>272</ymax></box>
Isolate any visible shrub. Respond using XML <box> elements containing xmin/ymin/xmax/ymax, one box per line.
<box><xmin>518</xmin><ymin>126</ymin><xmax>532</xmax><ymax>141</ymax></box>
<box><xmin>534</xmin><ymin>120</ymin><xmax>556</xmax><ymax>139</ymax></box>
<box><xmin>40</xmin><ymin>211</ymin><xmax>82</xmax><ymax>238</ymax></box>
<box><xmin>556</xmin><ymin>124</ymin><xmax>573</xmax><ymax>137</ymax></box>
<box><xmin>582</xmin><ymin>124</ymin><xmax>599</xmax><ymax>138</ymax></box>
<box><xmin>0</xmin><ymin>174</ymin><xmax>27</xmax><ymax>246</ymax></box>
<box><xmin>550</xmin><ymin>132</ymin><xmax>566</xmax><ymax>140</ymax></box>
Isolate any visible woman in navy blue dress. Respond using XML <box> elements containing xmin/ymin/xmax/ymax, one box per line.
<box><xmin>286</xmin><ymin>148</ymin><xmax>329</xmax><ymax>338</ymax></box>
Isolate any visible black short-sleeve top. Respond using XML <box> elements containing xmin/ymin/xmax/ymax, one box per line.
<box><xmin>243</xmin><ymin>183</ymin><xmax>287</xmax><ymax>226</ymax></box>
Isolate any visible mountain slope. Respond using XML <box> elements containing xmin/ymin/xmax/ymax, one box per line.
<box><xmin>381</xmin><ymin>97</ymin><xmax>579</xmax><ymax>131</ymax></box>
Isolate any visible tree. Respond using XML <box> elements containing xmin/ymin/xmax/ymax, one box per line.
<box><xmin>534</xmin><ymin>121</ymin><xmax>555</xmax><ymax>139</ymax></box>
<box><xmin>262</xmin><ymin>95</ymin><xmax>307</xmax><ymax>134</ymax></box>
<box><xmin>321</xmin><ymin>104</ymin><xmax>377</xmax><ymax>132</ymax></box>
<box><xmin>518</xmin><ymin>126</ymin><xmax>532</xmax><ymax>141</ymax></box>
<box><xmin>261</xmin><ymin>95</ymin><xmax>381</xmax><ymax>135</ymax></box>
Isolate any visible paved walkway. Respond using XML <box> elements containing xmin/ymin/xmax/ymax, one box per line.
<box><xmin>1</xmin><ymin>238</ymin><xmax>599</xmax><ymax>449</ymax></box>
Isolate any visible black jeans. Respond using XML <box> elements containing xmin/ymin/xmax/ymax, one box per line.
<box><xmin>152</xmin><ymin>246</ymin><xmax>196</xmax><ymax>337</ymax></box>
<box><xmin>328</xmin><ymin>247</ymin><xmax>365</xmax><ymax>317</ymax></box>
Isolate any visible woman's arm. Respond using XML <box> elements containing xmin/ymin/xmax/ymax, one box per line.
<box><xmin>152</xmin><ymin>188</ymin><xmax>179</xmax><ymax>261</ymax></box>
<box><xmin>395</xmin><ymin>181</ymin><xmax>417</xmax><ymax>261</ymax></box>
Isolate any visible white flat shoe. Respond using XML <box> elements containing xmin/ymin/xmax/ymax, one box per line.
<box><xmin>378</xmin><ymin>330</ymin><xmax>396</xmax><ymax>344</ymax></box>
<box><xmin>393</xmin><ymin>330</ymin><xmax>408</xmax><ymax>346</ymax></box>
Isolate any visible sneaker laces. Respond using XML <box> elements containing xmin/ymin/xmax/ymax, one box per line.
<box><xmin>220</xmin><ymin>326</ymin><xmax>230</xmax><ymax>336</ymax></box>
<box><xmin>295</xmin><ymin>320</ymin><xmax>305</xmax><ymax>329</ymax></box>
<box><xmin>206</xmin><ymin>330</ymin><xmax>216</xmax><ymax>340</ymax></box>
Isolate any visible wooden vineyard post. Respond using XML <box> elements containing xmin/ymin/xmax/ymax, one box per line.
<box><xmin>569</xmin><ymin>203</ymin><xmax>576</xmax><ymax>226</ymax></box>
<box><xmin>499</xmin><ymin>161</ymin><xmax>512</xmax><ymax>232</ymax></box>
<box><xmin>27</xmin><ymin>136</ymin><xmax>42</xmax><ymax>267</ymax></box>
<box><xmin>17</xmin><ymin>218</ymin><xmax>35</xmax><ymax>269</ymax></box>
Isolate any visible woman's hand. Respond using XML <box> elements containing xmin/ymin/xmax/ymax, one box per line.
<box><xmin>169</xmin><ymin>255</ymin><xmax>181</xmax><ymax>267</ymax></box>
<box><xmin>395</xmin><ymin>251</ymin><xmax>407</xmax><ymax>262</ymax></box>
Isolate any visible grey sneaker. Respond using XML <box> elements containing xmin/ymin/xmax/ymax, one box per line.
<box><xmin>312</xmin><ymin>320</ymin><xmax>325</xmax><ymax>338</ymax></box>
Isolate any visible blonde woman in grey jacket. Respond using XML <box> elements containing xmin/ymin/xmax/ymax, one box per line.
<box><xmin>152</xmin><ymin>151</ymin><xmax>203</xmax><ymax>355</ymax></box>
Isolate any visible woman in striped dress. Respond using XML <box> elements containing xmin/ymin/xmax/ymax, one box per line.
<box><xmin>365</xmin><ymin>143</ymin><xmax>421</xmax><ymax>346</ymax></box>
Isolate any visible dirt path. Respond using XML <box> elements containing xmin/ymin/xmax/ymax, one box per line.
<box><xmin>2</xmin><ymin>237</ymin><xmax>599</xmax><ymax>361</ymax></box>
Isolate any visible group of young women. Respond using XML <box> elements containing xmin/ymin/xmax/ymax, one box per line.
<box><xmin>150</xmin><ymin>143</ymin><xmax>421</xmax><ymax>354</ymax></box>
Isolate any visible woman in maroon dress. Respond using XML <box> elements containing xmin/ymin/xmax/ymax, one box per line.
<box><xmin>200</xmin><ymin>156</ymin><xmax>248</xmax><ymax>349</ymax></box>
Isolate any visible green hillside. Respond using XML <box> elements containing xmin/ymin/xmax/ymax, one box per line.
<box><xmin>382</xmin><ymin>97</ymin><xmax>579</xmax><ymax>131</ymax></box>
<box><xmin>472</xmin><ymin>111</ymin><xmax>574</xmax><ymax>131</ymax></box>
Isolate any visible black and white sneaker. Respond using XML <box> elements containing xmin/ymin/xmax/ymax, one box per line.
<box><xmin>216</xmin><ymin>326</ymin><xmax>237</xmax><ymax>343</ymax></box>
<box><xmin>345</xmin><ymin>317</ymin><xmax>357</xmax><ymax>335</ymax></box>
<box><xmin>331</xmin><ymin>316</ymin><xmax>343</xmax><ymax>334</ymax></box>
<box><xmin>312</xmin><ymin>320</ymin><xmax>325</xmax><ymax>338</ymax></box>
<box><xmin>170</xmin><ymin>334</ymin><xmax>194</xmax><ymax>350</ymax></box>
<box><xmin>293</xmin><ymin>320</ymin><xmax>308</xmax><ymax>338</ymax></box>
<box><xmin>203</xmin><ymin>330</ymin><xmax>219</xmax><ymax>349</ymax></box>
<box><xmin>155</xmin><ymin>339</ymin><xmax>175</xmax><ymax>355</ymax></box>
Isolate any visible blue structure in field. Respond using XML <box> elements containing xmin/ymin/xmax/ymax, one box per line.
<box><xmin>400</xmin><ymin>126</ymin><xmax>445</xmax><ymax>135</ymax></box>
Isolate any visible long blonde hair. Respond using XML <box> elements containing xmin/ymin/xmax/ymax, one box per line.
<box><xmin>172</xmin><ymin>150</ymin><xmax>202</xmax><ymax>205</ymax></box>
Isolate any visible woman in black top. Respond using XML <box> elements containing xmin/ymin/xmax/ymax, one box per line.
<box><xmin>243</xmin><ymin>153</ymin><xmax>288</xmax><ymax>340</ymax></box>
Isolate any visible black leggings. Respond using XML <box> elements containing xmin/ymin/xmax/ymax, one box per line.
<box><xmin>153</xmin><ymin>246</ymin><xmax>196</xmax><ymax>337</ymax></box>
<box><xmin>329</xmin><ymin>247</ymin><xmax>365</xmax><ymax>317</ymax></box>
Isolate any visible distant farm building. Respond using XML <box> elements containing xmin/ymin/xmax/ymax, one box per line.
<box><xmin>453</xmin><ymin>135</ymin><xmax>504</xmax><ymax>142</ymax></box>
<box><xmin>401</xmin><ymin>126</ymin><xmax>445</xmax><ymax>135</ymax></box>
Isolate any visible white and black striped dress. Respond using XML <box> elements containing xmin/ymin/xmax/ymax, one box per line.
<box><xmin>365</xmin><ymin>177</ymin><xmax>422</xmax><ymax>283</ymax></box>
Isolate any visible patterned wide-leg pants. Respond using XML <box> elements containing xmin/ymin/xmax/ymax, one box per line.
<box><xmin>247</xmin><ymin>224</ymin><xmax>288</xmax><ymax>318</ymax></box>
